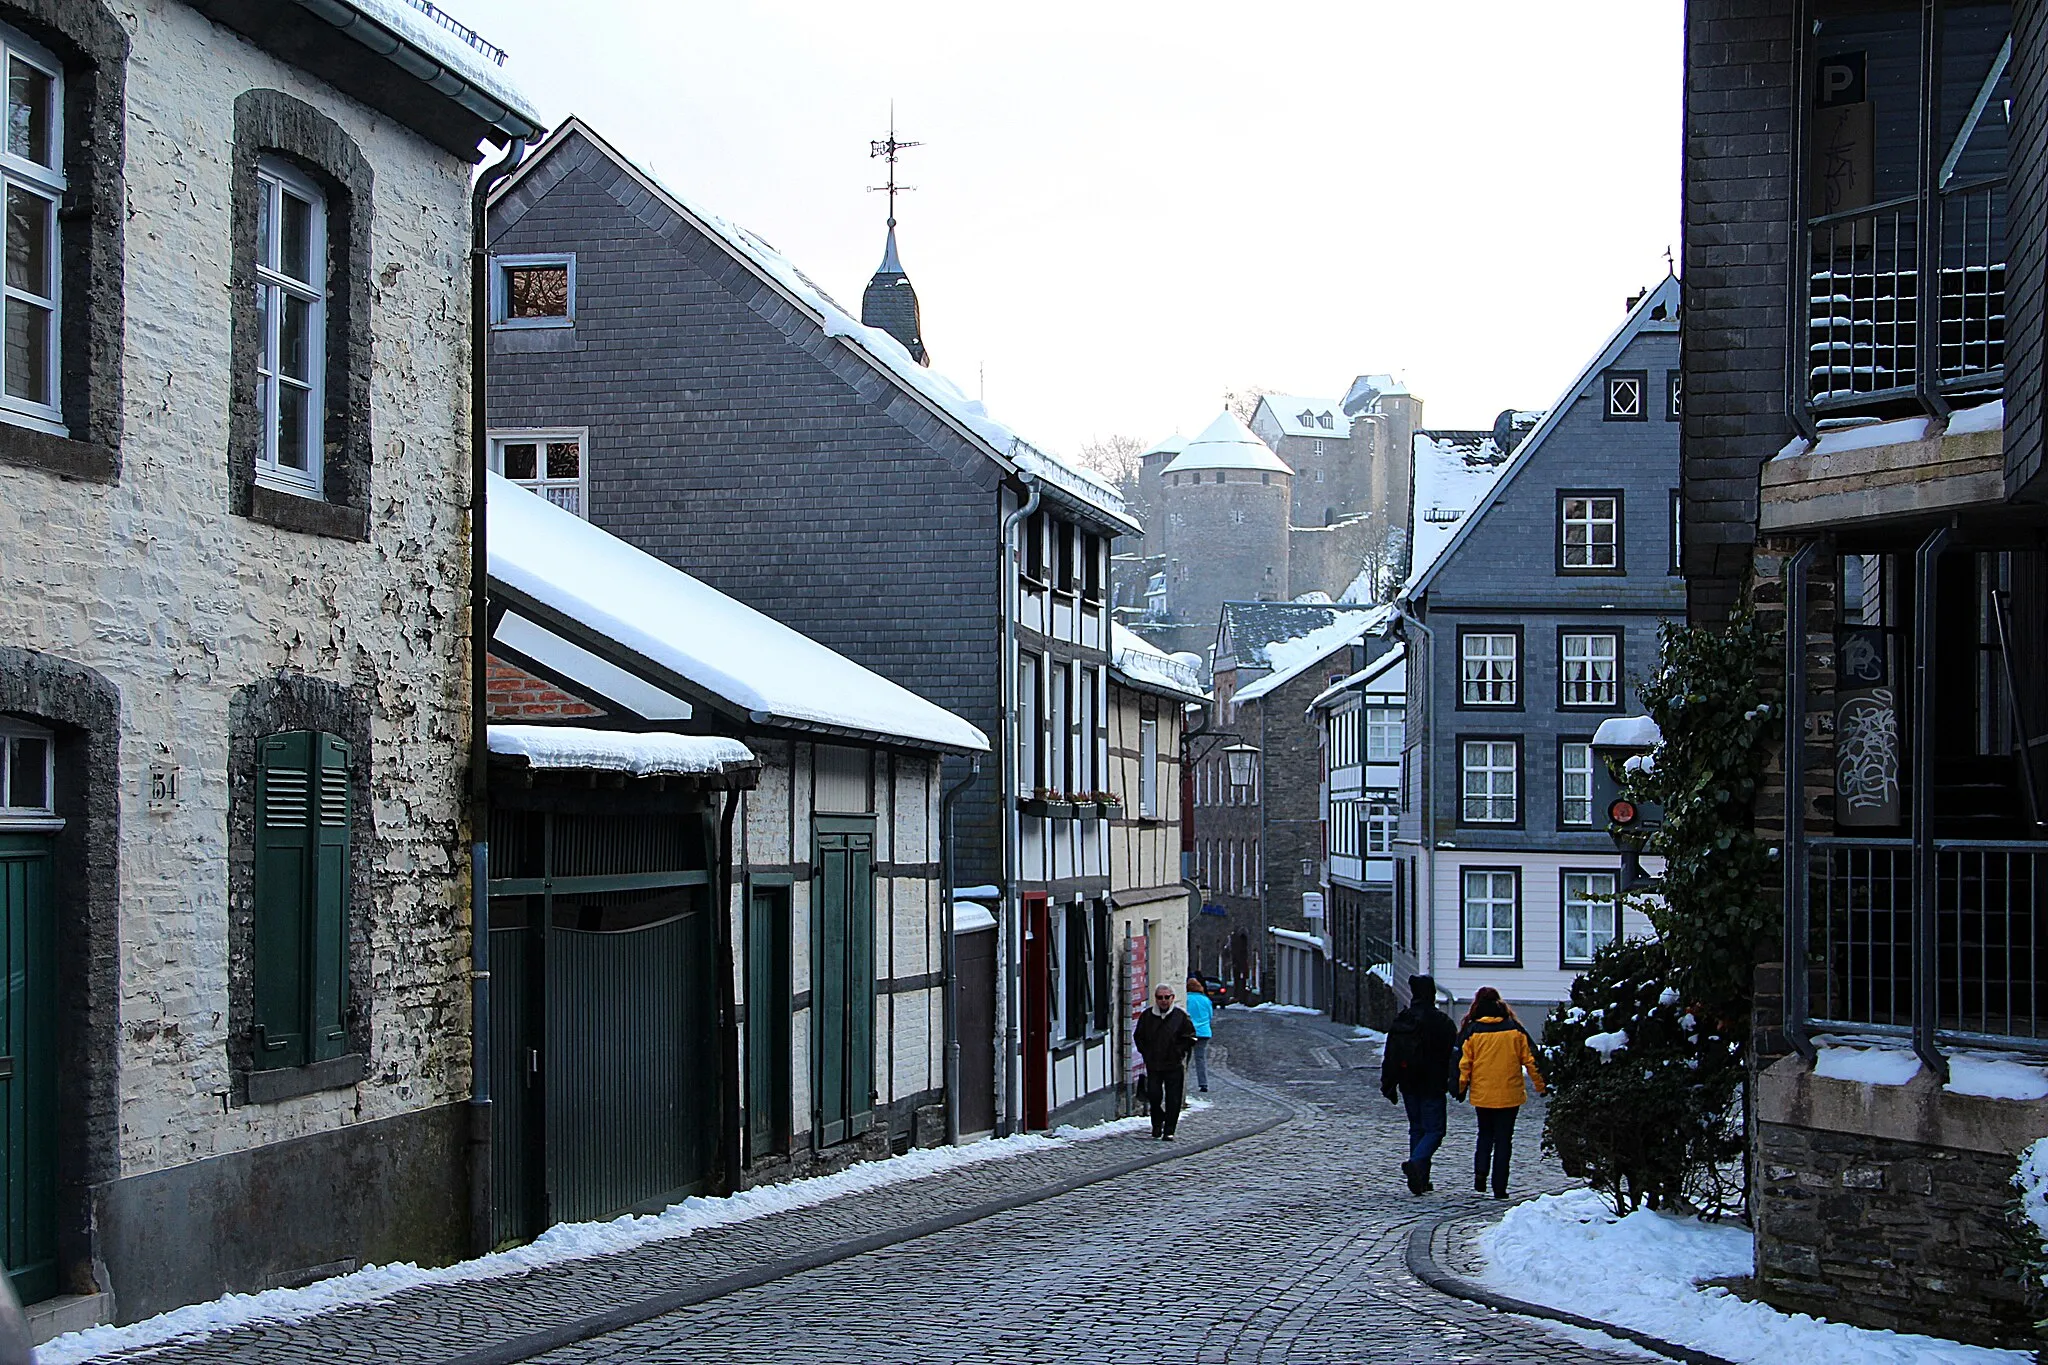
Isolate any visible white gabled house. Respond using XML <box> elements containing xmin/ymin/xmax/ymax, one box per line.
<box><xmin>483</xmin><ymin>475</ymin><xmax>988</xmax><ymax>1241</ymax></box>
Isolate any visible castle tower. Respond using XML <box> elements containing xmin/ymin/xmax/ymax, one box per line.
<box><xmin>1158</xmin><ymin>412</ymin><xmax>1293</xmax><ymax>634</ymax></box>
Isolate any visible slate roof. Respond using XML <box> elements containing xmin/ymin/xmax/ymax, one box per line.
<box><xmin>1162</xmin><ymin>412</ymin><xmax>1294</xmax><ymax>477</ymax></box>
<box><xmin>1216</xmin><ymin>601</ymin><xmax>1385</xmax><ymax>672</ymax></box>
<box><xmin>1401</xmin><ymin>274</ymin><xmax>1683</xmax><ymax>602</ymax></box>
<box><xmin>1233</xmin><ymin>605</ymin><xmax>1395</xmax><ymax>704</ymax></box>
<box><xmin>1342</xmin><ymin>373</ymin><xmax>1411</xmax><ymax>414</ymax></box>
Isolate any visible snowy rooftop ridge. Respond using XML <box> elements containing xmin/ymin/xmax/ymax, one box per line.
<box><xmin>1233</xmin><ymin>606</ymin><xmax>1394</xmax><ymax>705</ymax></box>
<box><xmin>487</xmin><ymin>475</ymin><xmax>989</xmax><ymax>754</ymax></box>
<box><xmin>1256</xmin><ymin>394</ymin><xmax>1353</xmax><ymax>441</ymax></box>
<box><xmin>395</xmin><ymin>0</ymin><xmax>505</xmax><ymax>63</ymax></box>
<box><xmin>1308</xmin><ymin>643</ymin><xmax>1404</xmax><ymax>711</ymax></box>
<box><xmin>1110</xmin><ymin>624</ymin><xmax>1206</xmax><ymax>700</ymax></box>
<box><xmin>500</xmin><ymin>120</ymin><xmax>1130</xmax><ymax>532</ymax></box>
<box><xmin>1401</xmin><ymin>429</ymin><xmax>1514</xmax><ymax>591</ymax></box>
<box><xmin>1162</xmin><ymin>411</ymin><xmax>1294</xmax><ymax>477</ymax></box>
<box><xmin>339</xmin><ymin>0</ymin><xmax>538</xmax><ymax>125</ymax></box>
<box><xmin>489</xmin><ymin>727</ymin><xmax>758</xmax><ymax>780</ymax></box>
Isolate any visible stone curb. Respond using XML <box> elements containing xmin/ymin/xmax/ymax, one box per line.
<box><xmin>1403</xmin><ymin>1206</ymin><xmax>1740</xmax><ymax>1365</ymax></box>
<box><xmin>440</xmin><ymin>1099</ymin><xmax>1294</xmax><ymax>1365</ymax></box>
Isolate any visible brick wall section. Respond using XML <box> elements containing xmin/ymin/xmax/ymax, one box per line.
<box><xmin>1756</xmin><ymin>1120</ymin><xmax>2040</xmax><ymax>1348</ymax></box>
<box><xmin>484</xmin><ymin>655</ymin><xmax>603</xmax><ymax>721</ymax></box>
<box><xmin>1682</xmin><ymin>0</ymin><xmax>1797</xmax><ymax>623</ymax></box>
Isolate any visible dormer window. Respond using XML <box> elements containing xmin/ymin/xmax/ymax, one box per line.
<box><xmin>1317</xmin><ymin>413</ymin><xmax>1333</xmax><ymax>429</ymax></box>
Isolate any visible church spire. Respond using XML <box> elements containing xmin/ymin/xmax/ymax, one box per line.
<box><xmin>863</xmin><ymin>107</ymin><xmax>927</xmax><ymax>365</ymax></box>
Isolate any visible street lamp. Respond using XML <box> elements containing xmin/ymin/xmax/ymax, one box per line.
<box><xmin>1223</xmin><ymin>742</ymin><xmax>1259</xmax><ymax>789</ymax></box>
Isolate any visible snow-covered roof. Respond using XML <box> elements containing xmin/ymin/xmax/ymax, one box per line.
<box><xmin>488</xmin><ymin>474</ymin><xmax>989</xmax><ymax>753</ymax></box>
<box><xmin>1218</xmin><ymin>601</ymin><xmax>1381</xmax><ymax>669</ymax></box>
<box><xmin>1403</xmin><ymin>276</ymin><xmax>1682</xmax><ymax>601</ymax></box>
<box><xmin>1161</xmin><ymin>412</ymin><xmax>1294</xmax><ymax>477</ymax></box>
<box><xmin>1592</xmin><ymin>715</ymin><xmax>1663</xmax><ymax>750</ymax></box>
<box><xmin>951</xmin><ymin>903</ymin><xmax>998</xmax><ymax>934</ymax></box>
<box><xmin>1402</xmin><ymin>430</ymin><xmax>1514</xmax><ymax>589</ymax></box>
<box><xmin>488</xmin><ymin>726</ymin><xmax>758</xmax><ymax>780</ymax></box>
<box><xmin>1141</xmin><ymin>432</ymin><xmax>1188</xmax><ymax>459</ymax></box>
<box><xmin>493</xmin><ymin>119</ymin><xmax>1132</xmax><ymax>534</ymax></box>
<box><xmin>1309</xmin><ymin>644</ymin><xmax>1406</xmax><ymax>710</ymax></box>
<box><xmin>333</xmin><ymin>0</ymin><xmax>541</xmax><ymax>139</ymax></box>
<box><xmin>1233</xmin><ymin>606</ymin><xmax>1394</xmax><ymax>705</ymax></box>
<box><xmin>1342</xmin><ymin>374</ymin><xmax>1410</xmax><ymax>414</ymax></box>
<box><xmin>1255</xmin><ymin>395</ymin><xmax>1353</xmax><ymax>441</ymax></box>
<box><xmin>1110</xmin><ymin>624</ymin><xmax>1207</xmax><ymax>701</ymax></box>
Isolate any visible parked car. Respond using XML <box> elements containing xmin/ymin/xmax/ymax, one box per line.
<box><xmin>1195</xmin><ymin>974</ymin><xmax>1233</xmax><ymax>1009</ymax></box>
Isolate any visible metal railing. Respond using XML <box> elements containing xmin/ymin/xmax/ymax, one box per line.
<box><xmin>1805</xmin><ymin>177</ymin><xmax>2005</xmax><ymax>411</ymax></box>
<box><xmin>1804</xmin><ymin>837</ymin><xmax>2044</xmax><ymax>1052</ymax></box>
<box><xmin>398</xmin><ymin>0</ymin><xmax>510</xmax><ymax>66</ymax></box>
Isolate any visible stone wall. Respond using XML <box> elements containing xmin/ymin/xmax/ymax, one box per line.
<box><xmin>1756</xmin><ymin>1056</ymin><xmax>2048</xmax><ymax>1348</ymax></box>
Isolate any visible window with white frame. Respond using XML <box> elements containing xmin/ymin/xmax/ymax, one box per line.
<box><xmin>1605</xmin><ymin>371</ymin><xmax>1645</xmax><ymax>421</ymax></box>
<box><xmin>1462</xmin><ymin>869</ymin><xmax>1518</xmax><ymax>962</ymax></box>
<box><xmin>0</xmin><ymin>720</ymin><xmax>53</xmax><ymax>818</ymax></box>
<box><xmin>0</xmin><ymin>26</ymin><xmax>63</xmax><ymax>433</ymax></box>
<box><xmin>1560</xmin><ymin>741</ymin><xmax>1594</xmax><ymax>827</ymax></box>
<box><xmin>1138</xmin><ymin>716</ymin><xmax>1159</xmax><ymax>818</ymax></box>
<box><xmin>253</xmin><ymin>158</ymin><xmax>327</xmax><ymax>495</ymax></box>
<box><xmin>491</xmin><ymin>253</ymin><xmax>573</xmax><ymax>327</ymax></box>
<box><xmin>1460</xmin><ymin>633</ymin><xmax>1517</xmax><ymax>706</ymax></box>
<box><xmin>1050</xmin><ymin>664</ymin><xmax>1071</xmax><ymax>795</ymax></box>
<box><xmin>1018</xmin><ymin>654</ymin><xmax>1039</xmax><ymax>796</ymax></box>
<box><xmin>1366</xmin><ymin>705</ymin><xmax>1403</xmax><ymax>763</ymax></box>
<box><xmin>490</xmin><ymin>432</ymin><xmax>586</xmax><ymax>516</ymax></box>
<box><xmin>1330</xmin><ymin>798</ymin><xmax>1358</xmax><ymax>857</ymax></box>
<box><xmin>1560</xmin><ymin>494</ymin><xmax>1621</xmax><ymax>571</ymax></box>
<box><xmin>1562</xmin><ymin>870</ymin><xmax>1620</xmax><ymax>964</ymax></box>
<box><xmin>1461</xmin><ymin>740</ymin><xmax>1518</xmax><ymax>823</ymax></box>
<box><xmin>1560</xmin><ymin>633</ymin><xmax>1619</xmax><ymax>707</ymax></box>
<box><xmin>1366</xmin><ymin>802</ymin><xmax>1396</xmax><ymax>855</ymax></box>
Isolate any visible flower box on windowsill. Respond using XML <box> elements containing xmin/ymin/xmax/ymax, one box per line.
<box><xmin>1021</xmin><ymin>797</ymin><xmax>1077</xmax><ymax>819</ymax></box>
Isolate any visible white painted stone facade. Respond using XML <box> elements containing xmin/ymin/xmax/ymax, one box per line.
<box><xmin>0</xmin><ymin>3</ymin><xmax>474</xmax><ymax>1176</ymax></box>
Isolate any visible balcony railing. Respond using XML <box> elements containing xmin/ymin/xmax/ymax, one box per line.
<box><xmin>1802</xmin><ymin>837</ymin><xmax>2043</xmax><ymax>1053</ymax></box>
<box><xmin>1805</xmin><ymin>177</ymin><xmax>2005</xmax><ymax>412</ymax></box>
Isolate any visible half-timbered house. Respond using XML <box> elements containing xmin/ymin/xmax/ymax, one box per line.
<box><xmin>483</xmin><ymin>115</ymin><xmax>1136</xmax><ymax>1136</ymax></box>
<box><xmin>483</xmin><ymin>475</ymin><xmax>986</xmax><ymax>1240</ymax></box>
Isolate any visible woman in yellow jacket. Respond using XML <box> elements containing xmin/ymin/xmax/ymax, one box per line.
<box><xmin>1456</xmin><ymin>986</ymin><xmax>1546</xmax><ymax>1199</ymax></box>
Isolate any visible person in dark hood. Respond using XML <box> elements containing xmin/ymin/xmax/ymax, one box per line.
<box><xmin>1379</xmin><ymin>974</ymin><xmax>1459</xmax><ymax>1194</ymax></box>
<box><xmin>1134</xmin><ymin>983</ymin><xmax>1199</xmax><ymax>1139</ymax></box>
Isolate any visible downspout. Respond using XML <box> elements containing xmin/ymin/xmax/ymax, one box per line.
<box><xmin>716</xmin><ymin>787</ymin><xmax>745</xmax><ymax>1189</ymax></box>
<box><xmin>1394</xmin><ymin>604</ymin><xmax>1436</xmax><ymax>992</ymax></box>
<box><xmin>998</xmin><ymin>474</ymin><xmax>1040</xmax><ymax>1138</ymax></box>
<box><xmin>467</xmin><ymin>133</ymin><xmax>526</xmax><ymax>1257</ymax></box>
<box><xmin>939</xmin><ymin>756</ymin><xmax>981</xmax><ymax>1145</ymax></box>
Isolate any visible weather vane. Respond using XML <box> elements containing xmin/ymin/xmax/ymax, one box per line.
<box><xmin>869</xmin><ymin>102</ymin><xmax>919</xmax><ymax>228</ymax></box>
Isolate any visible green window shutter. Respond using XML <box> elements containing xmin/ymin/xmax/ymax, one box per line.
<box><xmin>253</xmin><ymin>733</ymin><xmax>313</xmax><ymax>1069</ymax></box>
<box><xmin>310</xmin><ymin>733</ymin><xmax>352</xmax><ymax>1061</ymax></box>
<box><xmin>845</xmin><ymin>832</ymin><xmax>874</xmax><ymax>1133</ymax></box>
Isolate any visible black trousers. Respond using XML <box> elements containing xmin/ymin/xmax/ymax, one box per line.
<box><xmin>1474</xmin><ymin>1105</ymin><xmax>1519</xmax><ymax>1194</ymax></box>
<box><xmin>1147</xmin><ymin>1066</ymin><xmax>1186</xmax><ymax>1135</ymax></box>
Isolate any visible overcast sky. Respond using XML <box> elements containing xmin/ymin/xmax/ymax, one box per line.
<box><xmin>468</xmin><ymin>0</ymin><xmax>1683</xmax><ymax>456</ymax></box>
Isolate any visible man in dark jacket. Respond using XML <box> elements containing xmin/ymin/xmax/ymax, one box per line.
<box><xmin>1379</xmin><ymin>974</ymin><xmax>1458</xmax><ymax>1194</ymax></box>
<box><xmin>1134</xmin><ymin>984</ymin><xmax>1199</xmax><ymax>1139</ymax></box>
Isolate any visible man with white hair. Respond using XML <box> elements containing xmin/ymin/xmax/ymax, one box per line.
<box><xmin>1134</xmin><ymin>983</ymin><xmax>1199</xmax><ymax>1139</ymax></box>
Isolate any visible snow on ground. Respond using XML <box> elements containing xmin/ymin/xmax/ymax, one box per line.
<box><xmin>1225</xmin><ymin>1002</ymin><xmax>1322</xmax><ymax>1016</ymax></box>
<box><xmin>1481</xmin><ymin>1188</ymin><xmax>2031</xmax><ymax>1365</ymax></box>
<box><xmin>41</xmin><ymin>1116</ymin><xmax>1153</xmax><ymax>1364</ymax></box>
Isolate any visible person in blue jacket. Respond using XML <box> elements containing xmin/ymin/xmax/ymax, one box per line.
<box><xmin>1184</xmin><ymin>976</ymin><xmax>1215</xmax><ymax>1092</ymax></box>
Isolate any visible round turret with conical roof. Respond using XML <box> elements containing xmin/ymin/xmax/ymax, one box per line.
<box><xmin>1158</xmin><ymin>412</ymin><xmax>1292</xmax><ymax>632</ymax></box>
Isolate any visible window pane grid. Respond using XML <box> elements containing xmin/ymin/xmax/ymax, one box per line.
<box><xmin>1367</xmin><ymin>707</ymin><xmax>1403</xmax><ymax>762</ymax></box>
<box><xmin>1561</xmin><ymin>742</ymin><xmax>1593</xmax><ymax>826</ymax></box>
<box><xmin>1461</xmin><ymin>741</ymin><xmax>1517</xmax><ymax>823</ymax></box>
<box><xmin>0</xmin><ymin>32</ymin><xmax>59</xmax><ymax>428</ymax></box>
<box><xmin>1561</xmin><ymin>497</ymin><xmax>1619</xmax><ymax>570</ymax></box>
<box><xmin>1561</xmin><ymin>633</ymin><xmax>1619</xmax><ymax>706</ymax></box>
<box><xmin>1460</xmin><ymin>634</ymin><xmax>1517</xmax><ymax>705</ymax></box>
<box><xmin>1563</xmin><ymin>871</ymin><xmax>1619</xmax><ymax>964</ymax></box>
<box><xmin>1463</xmin><ymin>870</ymin><xmax>1516</xmax><ymax>961</ymax></box>
<box><xmin>254</xmin><ymin>164</ymin><xmax>326</xmax><ymax>492</ymax></box>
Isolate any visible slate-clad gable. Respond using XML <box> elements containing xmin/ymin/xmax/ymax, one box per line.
<box><xmin>487</xmin><ymin>130</ymin><xmax>1017</xmax><ymax>881</ymax></box>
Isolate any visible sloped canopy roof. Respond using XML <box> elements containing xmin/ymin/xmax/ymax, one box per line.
<box><xmin>487</xmin><ymin>474</ymin><xmax>989</xmax><ymax>753</ymax></box>
<box><xmin>1161</xmin><ymin>412</ymin><xmax>1294</xmax><ymax>477</ymax></box>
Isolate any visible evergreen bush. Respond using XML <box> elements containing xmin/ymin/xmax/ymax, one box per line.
<box><xmin>1541</xmin><ymin>936</ymin><xmax>1745</xmax><ymax>1217</ymax></box>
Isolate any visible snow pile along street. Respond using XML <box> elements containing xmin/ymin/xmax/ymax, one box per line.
<box><xmin>1480</xmin><ymin>1188</ymin><xmax>2032</xmax><ymax>1365</ymax></box>
<box><xmin>40</xmin><ymin>1117</ymin><xmax>1152</xmax><ymax>1365</ymax></box>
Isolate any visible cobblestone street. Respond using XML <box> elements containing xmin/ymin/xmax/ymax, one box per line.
<box><xmin>93</xmin><ymin>1011</ymin><xmax>1644</xmax><ymax>1365</ymax></box>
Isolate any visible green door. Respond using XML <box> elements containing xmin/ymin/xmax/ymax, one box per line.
<box><xmin>745</xmin><ymin>885</ymin><xmax>791</xmax><ymax>1162</ymax></box>
<box><xmin>0</xmin><ymin>835</ymin><xmax>55</xmax><ymax>1304</ymax></box>
<box><xmin>813</xmin><ymin>822</ymin><xmax>874</xmax><ymax>1147</ymax></box>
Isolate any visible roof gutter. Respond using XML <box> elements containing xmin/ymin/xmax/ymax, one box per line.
<box><xmin>292</xmin><ymin>0</ymin><xmax>544</xmax><ymax>143</ymax></box>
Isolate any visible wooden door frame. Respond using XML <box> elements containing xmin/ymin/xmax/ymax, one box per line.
<box><xmin>811</xmin><ymin>817</ymin><xmax>877</xmax><ymax>1148</ymax></box>
<box><xmin>744</xmin><ymin>875</ymin><xmax>793</xmax><ymax>1163</ymax></box>
<box><xmin>1021</xmin><ymin>892</ymin><xmax>1051</xmax><ymax>1131</ymax></box>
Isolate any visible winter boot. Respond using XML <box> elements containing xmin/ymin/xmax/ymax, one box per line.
<box><xmin>1400</xmin><ymin>1160</ymin><xmax>1422</xmax><ymax>1195</ymax></box>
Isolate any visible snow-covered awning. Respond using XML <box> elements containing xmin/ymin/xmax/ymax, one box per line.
<box><xmin>488</xmin><ymin>476</ymin><xmax>990</xmax><ymax>754</ymax></box>
<box><xmin>489</xmin><ymin>726</ymin><xmax>759</xmax><ymax>781</ymax></box>
<box><xmin>1110</xmin><ymin>624</ymin><xmax>1206</xmax><ymax>700</ymax></box>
